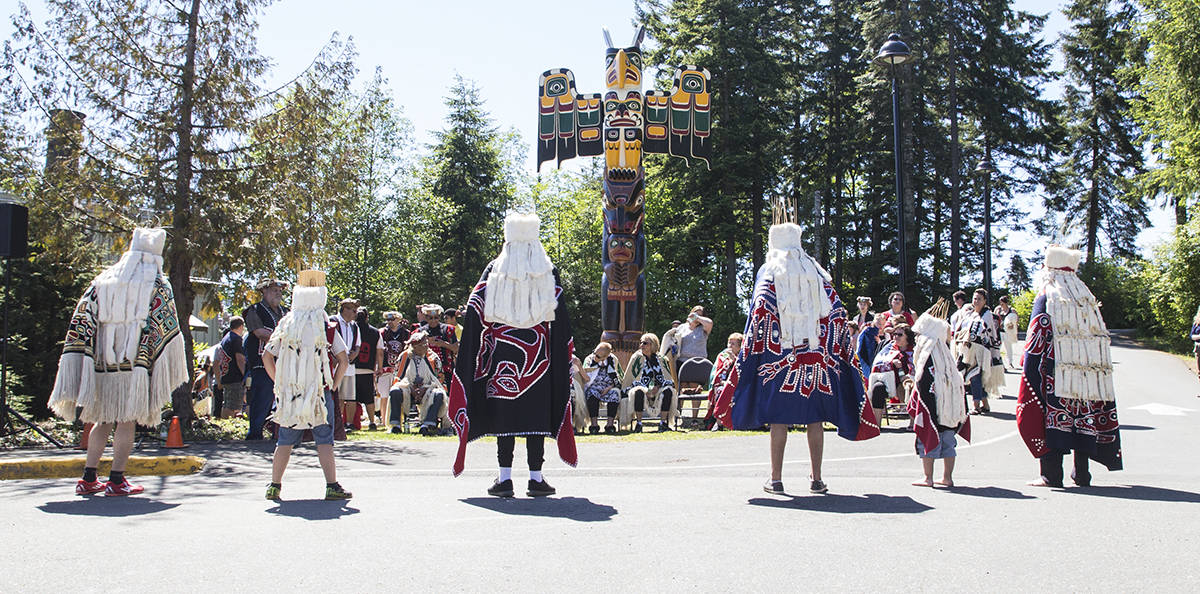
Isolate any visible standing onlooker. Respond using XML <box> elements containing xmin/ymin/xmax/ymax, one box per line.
<box><xmin>421</xmin><ymin>304</ymin><xmax>458</xmax><ymax>386</ymax></box>
<box><xmin>217</xmin><ymin>316</ymin><xmax>248</xmax><ymax>418</ymax></box>
<box><xmin>444</xmin><ymin>308</ymin><xmax>463</xmax><ymax>343</ymax></box>
<box><xmin>331</xmin><ymin>298</ymin><xmax>362</xmax><ymax>429</ymax></box>
<box><xmin>706</xmin><ymin>332</ymin><xmax>743</xmax><ymax>429</ymax></box>
<box><xmin>881</xmin><ymin>291</ymin><xmax>916</xmax><ymax>327</ymax></box>
<box><xmin>960</xmin><ymin>288</ymin><xmax>1003</xmax><ymax>414</ymax></box>
<box><xmin>1191</xmin><ymin>306</ymin><xmax>1200</xmax><ymax>389</ymax></box>
<box><xmin>676</xmin><ymin>306</ymin><xmax>713</xmax><ymax>364</ymax></box>
<box><xmin>998</xmin><ymin>296</ymin><xmax>1020</xmax><ymax>369</ymax></box>
<box><xmin>377</xmin><ymin>312</ymin><xmax>409</xmax><ymax>430</ymax></box>
<box><xmin>244</xmin><ymin>278</ymin><xmax>290</xmax><ymax>440</ymax></box>
<box><xmin>352</xmin><ymin>307</ymin><xmax>381</xmax><ymax>430</ymax></box>
<box><xmin>659</xmin><ymin>320</ymin><xmax>683</xmax><ymax>378</ymax></box>
<box><xmin>856</xmin><ymin>313</ymin><xmax>886</xmax><ymax>384</ymax></box>
<box><xmin>854</xmin><ymin>296</ymin><xmax>874</xmax><ymax>326</ymax></box>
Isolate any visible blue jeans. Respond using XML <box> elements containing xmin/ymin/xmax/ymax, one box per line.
<box><xmin>968</xmin><ymin>374</ymin><xmax>984</xmax><ymax>403</ymax></box>
<box><xmin>246</xmin><ymin>368</ymin><xmax>274</xmax><ymax>440</ymax></box>
<box><xmin>276</xmin><ymin>392</ymin><xmax>336</xmax><ymax>447</ymax></box>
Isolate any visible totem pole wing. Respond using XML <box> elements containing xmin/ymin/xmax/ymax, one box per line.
<box><xmin>667</xmin><ymin>65</ymin><xmax>712</xmax><ymax>169</ymax></box>
<box><xmin>643</xmin><ymin>90</ymin><xmax>670</xmax><ymax>156</ymax></box>
<box><xmin>538</xmin><ymin>69</ymin><xmax>603</xmax><ymax>170</ymax></box>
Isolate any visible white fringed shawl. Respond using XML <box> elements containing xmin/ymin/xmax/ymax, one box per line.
<box><xmin>267</xmin><ymin>286</ymin><xmax>335</xmax><ymax>429</ymax></box>
<box><xmin>760</xmin><ymin>223</ymin><xmax>831</xmax><ymax>348</ymax></box>
<box><xmin>484</xmin><ymin>213</ymin><xmax>557</xmax><ymax>329</ymax></box>
<box><xmin>911</xmin><ymin>313</ymin><xmax>967</xmax><ymax>427</ymax></box>
<box><xmin>1037</xmin><ymin>247</ymin><xmax>1115</xmax><ymax>402</ymax></box>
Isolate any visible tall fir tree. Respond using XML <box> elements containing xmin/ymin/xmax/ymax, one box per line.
<box><xmin>1047</xmin><ymin>0</ymin><xmax>1147</xmax><ymax>260</ymax></box>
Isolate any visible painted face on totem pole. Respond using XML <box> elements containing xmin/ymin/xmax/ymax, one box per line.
<box><xmin>606</xmin><ymin>234</ymin><xmax>636</xmax><ymax>264</ymax></box>
<box><xmin>603</xmin><ymin>40</ymin><xmax>645</xmax><ymax>178</ymax></box>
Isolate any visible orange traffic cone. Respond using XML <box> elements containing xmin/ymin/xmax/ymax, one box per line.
<box><xmin>75</xmin><ymin>422</ymin><xmax>93</xmax><ymax>450</ymax></box>
<box><xmin>164</xmin><ymin>416</ymin><xmax>188</xmax><ymax>448</ymax></box>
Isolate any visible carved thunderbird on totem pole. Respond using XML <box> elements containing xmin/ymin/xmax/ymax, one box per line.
<box><xmin>537</xmin><ymin>26</ymin><xmax>711</xmax><ymax>356</ymax></box>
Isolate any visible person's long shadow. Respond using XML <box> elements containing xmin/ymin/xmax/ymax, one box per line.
<box><xmin>1070</xmin><ymin>485</ymin><xmax>1200</xmax><ymax>503</ymax></box>
<box><xmin>982</xmin><ymin>411</ymin><xmax>1016</xmax><ymax>421</ymax></box>
<box><xmin>748</xmin><ymin>493</ymin><xmax>932</xmax><ymax>514</ymax></box>
<box><xmin>38</xmin><ymin>498</ymin><xmax>179</xmax><ymax>517</ymax></box>
<box><xmin>1120</xmin><ymin>424</ymin><xmax>1155</xmax><ymax>431</ymax></box>
<box><xmin>460</xmin><ymin>496</ymin><xmax>617</xmax><ymax>522</ymax></box>
<box><xmin>943</xmin><ymin>486</ymin><xmax>1035</xmax><ymax>499</ymax></box>
<box><xmin>266</xmin><ymin>500</ymin><xmax>360</xmax><ymax>520</ymax></box>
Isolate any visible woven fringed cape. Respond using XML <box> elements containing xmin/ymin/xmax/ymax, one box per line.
<box><xmin>448</xmin><ymin>264</ymin><xmax>577</xmax><ymax>476</ymax></box>
<box><xmin>267</xmin><ymin>285</ymin><xmax>335</xmax><ymax>430</ymax></box>
<box><xmin>907</xmin><ymin>314</ymin><xmax>971</xmax><ymax>453</ymax></box>
<box><xmin>49</xmin><ymin>275</ymin><xmax>187</xmax><ymax>426</ymax></box>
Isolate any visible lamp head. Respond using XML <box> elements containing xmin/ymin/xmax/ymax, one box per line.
<box><xmin>875</xmin><ymin>33</ymin><xmax>911</xmax><ymax>66</ymax></box>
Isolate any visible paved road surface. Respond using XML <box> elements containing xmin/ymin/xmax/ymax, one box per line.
<box><xmin>2</xmin><ymin>338</ymin><xmax>1198</xmax><ymax>591</ymax></box>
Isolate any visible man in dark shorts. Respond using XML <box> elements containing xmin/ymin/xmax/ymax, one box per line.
<box><xmin>352</xmin><ymin>307</ymin><xmax>382</xmax><ymax>430</ymax></box>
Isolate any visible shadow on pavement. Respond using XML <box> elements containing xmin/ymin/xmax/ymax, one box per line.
<box><xmin>460</xmin><ymin>496</ymin><xmax>617</xmax><ymax>522</ymax></box>
<box><xmin>981</xmin><ymin>411</ymin><xmax>1016</xmax><ymax>421</ymax></box>
<box><xmin>1071</xmin><ymin>485</ymin><xmax>1200</xmax><ymax>503</ymax></box>
<box><xmin>1119</xmin><ymin>424</ymin><xmax>1155</xmax><ymax>431</ymax></box>
<box><xmin>943</xmin><ymin>486</ymin><xmax>1035</xmax><ymax>499</ymax></box>
<box><xmin>747</xmin><ymin>493</ymin><xmax>932</xmax><ymax>514</ymax></box>
<box><xmin>38</xmin><ymin>498</ymin><xmax>179</xmax><ymax>517</ymax></box>
<box><xmin>265</xmin><ymin>500</ymin><xmax>360</xmax><ymax>520</ymax></box>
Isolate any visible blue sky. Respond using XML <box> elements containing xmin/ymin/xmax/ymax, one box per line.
<box><xmin>1</xmin><ymin>0</ymin><xmax>1174</xmax><ymax>265</ymax></box>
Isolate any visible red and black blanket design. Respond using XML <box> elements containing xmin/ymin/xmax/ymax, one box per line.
<box><xmin>1016</xmin><ymin>293</ymin><xmax>1122</xmax><ymax>470</ymax></box>
<box><xmin>449</xmin><ymin>264</ymin><xmax>577</xmax><ymax>476</ymax></box>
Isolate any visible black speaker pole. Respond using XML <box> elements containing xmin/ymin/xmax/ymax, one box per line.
<box><xmin>0</xmin><ymin>256</ymin><xmax>65</xmax><ymax>447</ymax></box>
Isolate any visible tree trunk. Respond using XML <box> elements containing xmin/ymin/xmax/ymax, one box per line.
<box><xmin>948</xmin><ymin>0</ymin><xmax>962</xmax><ymax>290</ymax></box>
<box><xmin>1086</xmin><ymin>80</ymin><xmax>1101</xmax><ymax>261</ymax></box>
<box><xmin>167</xmin><ymin>0</ymin><xmax>201</xmax><ymax>426</ymax></box>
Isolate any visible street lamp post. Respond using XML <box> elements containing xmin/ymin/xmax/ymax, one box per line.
<box><xmin>875</xmin><ymin>33</ymin><xmax>911</xmax><ymax>296</ymax></box>
<box><xmin>975</xmin><ymin>154</ymin><xmax>998</xmax><ymax>297</ymax></box>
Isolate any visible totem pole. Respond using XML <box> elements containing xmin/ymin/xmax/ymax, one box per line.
<box><xmin>537</xmin><ymin>26</ymin><xmax>711</xmax><ymax>358</ymax></box>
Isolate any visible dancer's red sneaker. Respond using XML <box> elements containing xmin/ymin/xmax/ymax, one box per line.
<box><xmin>75</xmin><ymin>479</ymin><xmax>105</xmax><ymax>495</ymax></box>
<box><xmin>103</xmin><ymin>479</ymin><xmax>145</xmax><ymax>496</ymax></box>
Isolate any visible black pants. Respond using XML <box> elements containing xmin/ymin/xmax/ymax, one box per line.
<box><xmin>586</xmin><ymin>396</ymin><xmax>618</xmax><ymax>422</ymax></box>
<box><xmin>1040</xmin><ymin>449</ymin><xmax>1091</xmax><ymax>486</ymax></box>
<box><xmin>497</xmin><ymin>435</ymin><xmax>545</xmax><ymax>471</ymax></box>
<box><xmin>870</xmin><ymin>385</ymin><xmax>889</xmax><ymax>409</ymax></box>
<box><xmin>631</xmin><ymin>387</ymin><xmax>674</xmax><ymax>413</ymax></box>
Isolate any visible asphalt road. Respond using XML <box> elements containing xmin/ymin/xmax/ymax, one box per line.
<box><xmin>2</xmin><ymin>337</ymin><xmax>1198</xmax><ymax>592</ymax></box>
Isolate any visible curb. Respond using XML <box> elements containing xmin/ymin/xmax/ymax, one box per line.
<box><xmin>0</xmin><ymin>455</ymin><xmax>206</xmax><ymax>480</ymax></box>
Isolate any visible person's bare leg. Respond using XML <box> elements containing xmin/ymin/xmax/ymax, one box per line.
<box><xmin>271</xmin><ymin>445</ymin><xmax>292</xmax><ymax>484</ymax></box>
<box><xmin>85</xmin><ymin>422</ymin><xmax>113</xmax><ymax>469</ymax></box>
<box><xmin>378</xmin><ymin>397</ymin><xmax>389</xmax><ymax>428</ymax></box>
<box><xmin>913</xmin><ymin>458</ymin><xmax>934</xmax><ymax>486</ymax></box>
<box><xmin>769</xmin><ymin>424</ymin><xmax>788</xmax><ymax>481</ymax></box>
<box><xmin>365</xmin><ymin>403</ymin><xmax>376</xmax><ymax>426</ymax></box>
<box><xmin>873</xmin><ymin>407</ymin><xmax>886</xmax><ymax>429</ymax></box>
<box><xmin>316</xmin><ymin>444</ymin><xmax>337</xmax><ymax>483</ymax></box>
<box><xmin>110</xmin><ymin>421</ymin><xmax>135</xmax><ymax>472</ymax></box>
<box><xmin>807</xmin><ymin>422</ymin><xmax>824</xmax><ymax>482</ymax></box>
<box><xmin>936</xmin><ymin>457</ymin><xmax>956</xmax><ymax>487</ymax></box>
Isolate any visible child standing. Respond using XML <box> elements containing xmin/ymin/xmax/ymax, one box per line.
<box><xmin>907</xmin><ymin>300</ymin><xmax>970</xmax><ymax>487</ymax></box>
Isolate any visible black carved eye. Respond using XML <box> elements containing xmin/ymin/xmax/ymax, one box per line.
<box><xmin>606</xmin><ymin>101</ymin><xmax>619</xmax><ymax>111</ymax></box>
<box><xmin>629</xmin><ymin>54</ymin><xmax>642</xmax><ymax>68</ymax></box>
<box><xmin>626</xmin><ymin>100</ymin><xmax>641</xmax><ymax>111</ymax></box>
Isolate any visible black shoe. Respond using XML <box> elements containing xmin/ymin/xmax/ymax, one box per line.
<box><xmin>390</xmin><ymin>426</ymin><xmax>402</xmax><ymax>434</ymax></box>
<box><xmin>368</xmin><ymin>423</ymin><xmax>377</xmax><ymax>431</ymax></box>
<box><xmin>419</xmin><ymin>425</ymin><xmax>431</xmax><ymax>436</ymax></box>
<box><xmin>634</xmin><ymin>423</ymin><xmax>643</xmax><ymax>433</ymax></box>
<box><xmin>487</xmin><ymin>478</ymin><xmax>514</xmax><ymax>498</ymax></box>
<box><xmin>527</xmin><ymin>479</ymin><xmax>556</xmax><ymax>497</ymax></box>
<box><xmin>588</xmin><ymin>425</ymin><xmax>600</xmax><ymax>434</ymax></box>
<box><xmin>604</xmin><ymin>424</ymin><xmax>616</xmax><ymax>434</ymax></box>
<box><xmin>810</xmin><ymin>479</ymin><xmax>828</xmax><ymax>494</ymax></box>
<box><xmin>1071</xmin><ymin>469</ymin><xmax>1091</xmax><ymax>487</ymax></box>
<box><xmin>658</xmin><ymin>421</ymin><xmax>671</xmax><ymax>432</ymax></box>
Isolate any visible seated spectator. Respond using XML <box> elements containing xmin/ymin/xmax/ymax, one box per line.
<box><xmin>582</xmin><ymin>342</ymin><xmax>623</xmax><ymax>434</ymax></box>
<box><xmin>622</xmin><ymin>333</ymin><xmax>676</xmax><ymax>432</ymax></box>
<box><xmin>706</xmin><ymin>332</ymin><xmax>743</xmax><ymax>429</ymax></box>
<box><xmin>882</xmin><ymin>291</ymin><xmax>916</xmax><ymax>327</ymax></box>
<box><xmin>856</xmin><ymin>313</ymin><xmax>887</xmax><ymax>384</ymax></box>
<box><xmin>388</xmin><ymin>331</ymin><xmax>450</xmax><ymax>435</ymax></box>
<box><xmin>570</xmin><ymin>354</ymin><xmax>590</xmax><ymax>434</ymax></box>
<box><xmin>868</xmin><ymin>323</ymin><xmax>915</xmax><ymax>427</ymax></box>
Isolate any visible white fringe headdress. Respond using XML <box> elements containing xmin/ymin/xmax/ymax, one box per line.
<box><xmin>483</xmin><ymin>213</ymin><xmax>557</xmax><ymax>329</ymax></box>
<box><xmin>1036</xmin><ymin>246</ymin><xmax>1115</xmax><ymax>401</ymax></box>
<box><xmin>911</xmin><ymin>312</ymin><xmax>967</xmax><ymax>427</ymax></box>
<box><xmin>93</xmin><ymin>228</ymin><xmax>166</xmax><ymax>366</ymax></box>
<box><xmin>267</xmin><ymin>275</ymin><xmax>335</xmax><ymax>429</ymax></box>
<box><xmin>760</xmin><ymin>223</ymin><xmax>832</xmax><ymax>348</ymax></box>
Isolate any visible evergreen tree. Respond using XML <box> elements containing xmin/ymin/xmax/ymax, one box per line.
<box><xmin>417</xmin><ymin>75</ymin><xmax>515</xmax><ymax>306</ymax></box>
<box><xmin>1129</xmin><ymin>0</ymin><xmax>1200</xmax><ymax>224</ymax></box>
<box><xmin>1006</xmin><ymin>253</ymin><xmax>1031</xmax><ymax>293</ymax></box>
<box><xmin>1047</xmin><ymin>0</ymin><xmax>1147</xmax><ymax>260</ymax></box>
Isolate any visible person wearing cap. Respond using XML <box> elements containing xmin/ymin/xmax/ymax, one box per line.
<box><xmin>377</xmin><ymin>311</ymin><xmax>410</xmax><ymax>428</ymax></box>
<box><xmin>420</xmin><ymin>304</ymin><xmax>458</xmax><ymax>387</ymax></box>
<box><xmin>389</xmin><ymin>331</ymin><xmax>449</xmax><ymax>435</ymax></box>
<box><xmin>449</xmin><ymin>213</ymin><xmax>577</xmax><ymax>497</ymax></box>
<box><xmin>49</xmin><ymin>227</ymin><xmax>189</xmax><ymax>496</ymax></box>
<box><xmin>241</xmin><ymin>278</ymin><xmax>291</xmax><ymax>440</ymax></box>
